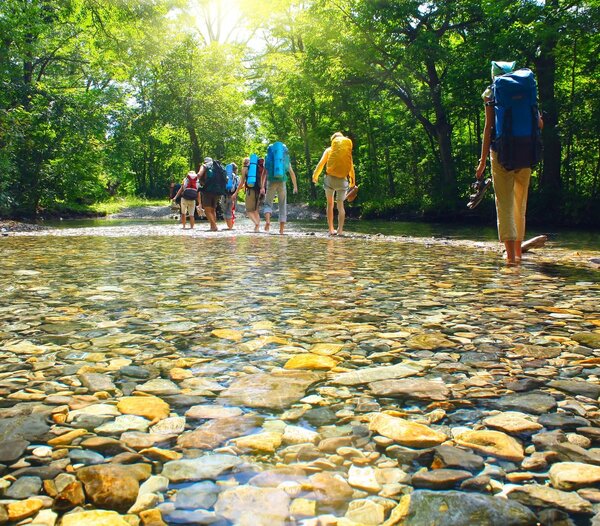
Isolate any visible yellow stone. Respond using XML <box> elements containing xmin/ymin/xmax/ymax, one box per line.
<box><xmin>140</xmin><ymin>509</ymin><xmax>167</xmax><ymax>526</ymax></box>
<box><xmin>169</xmin><ymin>367</ymin><xmax>193</xmax><ymax>381</ymax></box>
<box><xmin>290</xmin><ymin>498</ymin><xmax>317</xmax><ymax>517</ymax></box>
<box><xmin>61</xmin><ymin>510</ymin><xmax>131</xmax><ymax>526</ymax></box>
<box><xmin>48</xmin><ymin>428</ymin><xmax>87</xmax><ymax>446</ymax></box>
<box><xmin>369</xmin><ymin>413</ymin><xmax>446</xmax><ymax>447</ymax></box>
<box><xmin>234</xmin><ymin>431</ymin><xmax>283</xmax><ymax>453</ymax></box>
<box><xmin>252</xmin><ymin>320</ymin><xmax>274</xmax><ymax>330</ymax></box>
<box><xmin>310</xmin><ymin>343</ymin><xmax>344</xmax><ymax>356</ymax></box>
<box><xmin>284</xmin><ymin>354</ymin><xmax>339</xmax><ymax>370</ymax></box>
<box><xmin>211</xmin><ymin>329</ymin><xmax>243</xmax><ymax>341</ymax></box>
<box><xmin>117</xmin><ymin>396</ymin><xmax>170</xmax><ymax>423</ymax></box>
<box><xmin>7</xmin><ymin>499</ymin><xmax>44</xmax><ymax>521</ymax></box>
<box><xmin>432</xmin><ymin>282</ymin><xmax>453</xmax><ymax>288</ymax></box>
<box><xmin>455</xmin><ymin>430</ymin><xmax>524</xmax><ymax>462</ymax></box>
<box><xmin>139</xmin><ymin>447</ymin><xmax>182</xmax><ymax>462</ymax></box>
<box><xmin>86</xmin><ymin>353</ymin><xmax>107</xmax><ymax>362</ymax></box>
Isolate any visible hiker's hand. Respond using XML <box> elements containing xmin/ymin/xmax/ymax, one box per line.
<box><xmin>475</xmin><ymin>160</ymin><xmax>486</xmax><ymax>180</ymax></box>
<box><xmin>260</xmin><ymin>188</ymin><xmax>265</xmax><ymax>196</ymax></box>
<box><xmin>293</xmin><ymin>186</ymin><xmax>298</xmax><ymax>194</ymax></box>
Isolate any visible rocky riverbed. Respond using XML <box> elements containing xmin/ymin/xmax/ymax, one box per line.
<box><xmin>0</xmin><ymin>227</ymin><xmax>599</xmax><ymax>526</ymax></box>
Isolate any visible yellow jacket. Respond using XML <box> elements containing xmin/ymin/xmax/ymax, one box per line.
<box><xmin>312</xmin><ymin>147</ymin><xmax>356</xmax><ymax>187</ymax></box>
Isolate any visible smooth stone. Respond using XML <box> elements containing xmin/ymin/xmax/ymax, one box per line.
<box><xmin>432</xmin><ymin>445</ymin><xmax>484</xmax><ymax>473</ymax></box>
<box><xmin>539</xmin><ymin>413</ymin><xmax>590</xmax><ymax>429</ymax></box>
<box><xmin>120</xmin><ymin>431</ymin><xmax>166</xmax><ymax>450</ymax></box>
<box><xmin>172</xmin><ymin>480</ymin><xmax>219</xmax><ymax>510</ymax></box>
<box><xmin>283</xmin><ymin>425</ymin><xmax>319</xmax><ymax>445</ymax></box>
<box><xmin>214</xmin><ymin>485</ymin><xmax>290</xmax><ymax>526</ymax></box>
<box><xmin>510</xmin><ymin>344</ymin><xmax>563</xmax><ymax>359</ymax></box>
<box><xmin>29</xmin><ymin>509</ymin><xmax>58</xmax><ymax>526</ymax></box>
<box><xmin>4</xmin><ymin>476</ymin><xmax>42</xmax><ymax>499</ymax></box>
<box><xmin>6</xmin><ymin>498</ymin><xmax>44</xmax><ymax>522</ymax></box>
<box><xmin>68</xmin><ymin>449</ymin><xmax>106</xmax><ymax>466</ymax></box>
<box><xmin>185</xmin><ymin>405</ymin><xmax>243</xmax><ymax>419</ymax></box>
<box><xmin>139</xmin><ymin>446</ymin><xmax>182</xmax><ymax>462</ymax></box>
<box><xmin>0</xmin><ymin>439</ymin><xmax>29</xmax><ymax>462</ymax></box>
<box><xmin>571</xmin><ymin>332</ymin><xmax>600</xmax><ymax>348</ymax></box>
<box><xmin>455</xmin><ymin>430</ymin><xmax>524</xmax><ymax>462</ymax></box>
<box><xmin>219</xmin><ymin>370</ymin><xmax>323</xmax><ymax>409</ymax></box>
<box><xmin>177</xmin><ymin>414</ymin><xmax>262</xmax><ymax>449</ymax></box>
<box><xmin>234</xmin><ymin>431</ymin><xmax>282</xmax><ymax>453</ymax></box>
<box><xmin>139</xmin><ymin>508</ymin><xmax>168</xmax><ymax>526</ymax></box>
<box><xmin>369</xmin><ymin>413</ymin><xmax>446</xmax><ymax>448</ymax></box>
<box><xmin>549</xmin><ymin>379</ymin><xmax>600</xmax><ymax>399</ymax></box>
<box><xmin>150</xmin><ymin>416</ymin><xmax>186</xmax><ymax>435</ymax></box>
<box><xmin>495</xmin><ymin>391</ymin><xmax>557</xmax><ymax>415</ymax></box>
<box><xmin>388</xmin><ymin>490</ymin><xmax>537</xmax><ymax>525</ymax></box>
<box><xmin>347</xmin><ymin>465</ymin><xmax>381</xmax><ymax>492</ymax></box>
<box><xmin>67</xmin><ymin>403</ymin><xmax>121</xmax><ymax>423</ymax></box>
<box><xmin>79</xmin><ymin>373</ymin><xmax>116</xmax><ymax>393</ymax></box>
<box><xmin>549</xmin><ymin>462</ymin><xmax>600</xmax><ymax>490</ymax></box>
<box><xmin>0</xmin><ymin>414</ymin><xmax>50</xmax><ymax>442</ymax></box>
<box><xmin>331</xmin><ymin>362</ymin><xmax>423</xmax><ymax>386</ymax></box>
<box><xmin>61</xmin><ymin>510</ymin><xmax>130</xmax><ymax>526</ymax></box>
<box><xmin>47</xmin><ymin>428</ymin><xmax>88</xmax><ymax>446</ymax></box>
<box><xmin>117</xmin><ymin>396</ymin><xmax>170</xmax><ymax>422</ymax></box>
<box><xmin>303</xmin><ymin>407</ymin><xmax>337</xmax><ymax>427</ymax></box>
<box><xmin>119</xmin><ymin>365</ymin><xmax>153</xmax><ymax>379</ymax></box>
<box><xmin>508</xmin><ymin>484</ymin><xmax>593</xmax><ymax>514</ymax></box>
<box><xmin>405</xmin><ymin>333</ymin><xmax>457</xmax><ymax>350</ymax></box>
<box><xmin>369</xmin><ymin>378</ymin><xmax>449</xmax><ymax>401</ymax></box>
<box><xmin>344</xmin><ymin>499</ymin><xmax>385</xmax><ymax>525</ymax></box>
<box><xmin>138</xmin><ymin>475</ymin><xmax>169</xmax><ymax>496</ymax></box>
<box><xmin>411</xmin><ymin>469</ymin><xmax>471</xmax><ymax>489</ymax></box>
<box><xmin>309</xmin><ymin>472</ymin><xmax>354</xmax><ymax>504</ymax></box>
<box><xmin>76</xmin><ymin>463</ymin><xmax>151</xmax><ymax>512</ymax></box>
<box><xmin>135</xmin><ymin>379</ymin><xmax>181</xmax><ymax>396</ymax></box>
<box><xmin>553</xmin><ymin>442</ymin><xmax>600</xmax><ymax>465</ymax></box>
<box><xmin>161</xmin><ymin>454</ymin><xmax>243</xmax><ymax>483</ymax></box>
<box><xmin>79</xmin><ymin>436</ymin><xmax>127</xmax><ymax>455</ymax></box>
<box><xmin>483</xmin><ymin>412</ymin><xmax>543</xmax><ymax>434</ymax></box>
<box><xmin>96</xmin><ymin>414</ymin><xmax>151</xmax><ymax>434</ymax></box>
<box><xmin>157</xmin><ymin>503</ymin><xmax>217</xmax><ymax>524</ymax></box>
<box><xmin>284</xmin><ymin>354</ymin><xmax>339</xmax><ymax>370</ymax></box>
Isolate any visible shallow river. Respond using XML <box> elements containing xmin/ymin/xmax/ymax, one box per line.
<box><xmin>0</xmin><ymin>219</ymin><xmax>599</xmax><ymax>525</ymax></box>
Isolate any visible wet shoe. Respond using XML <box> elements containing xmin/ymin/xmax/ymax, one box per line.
<box><xmin>467</xmin><ymin>178</ymin><xmax>492</xmax><ymax>209</ymax></box>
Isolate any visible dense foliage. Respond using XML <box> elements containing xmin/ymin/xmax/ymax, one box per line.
<box><xmin>1</xmin><ymin>0</ymin><xmax>598</xmax><ymax>225</ymax></box>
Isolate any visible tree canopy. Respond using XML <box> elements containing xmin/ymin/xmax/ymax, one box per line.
<box><xmin>1</xmin><ymin>0</ymin><xmax>598</xmax><ymax>225</ymax></box>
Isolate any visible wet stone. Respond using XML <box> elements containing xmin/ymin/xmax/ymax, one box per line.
<box><xmin>411</xmin><ymin>468</ymin><xmax>472</xmax><ymax>489</ymax></box>
<box><xmin>4</xmin><ymin>476</ymin><xmax>42</xmax><ymax>499</ymax></box>
<box><xmin>432</xmin><ymin>445</ymin><xmax>485</xmax><ymax>473</ymax></box>
<box><xmin>0</xmin><ymin>439</ymin><xmax>29</xmax><ymax>463</ymax></box>
<box><xmin>495</xmin><ymin>391</ymin><xmax>557</xmax><ymax>415</ymax></box>
<box><xmin>549</xmin><ymin>379</ymin><xmax>600</xmax><ymax>399</ymax></box>
<box><xmin>171</xmin><ymin>480</ymin><xmax>220</xmax><ymax>510</ymax></box>
<box><xmin>539</xmin><ymin>414</ymin><xmax>590</xmax><ymax>429</ymax></box>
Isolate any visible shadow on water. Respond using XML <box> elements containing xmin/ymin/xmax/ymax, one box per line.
<box><xmin>532</xmin><ymin>261</ymin><xmax>600</xmax><ymax>282</ymax></box>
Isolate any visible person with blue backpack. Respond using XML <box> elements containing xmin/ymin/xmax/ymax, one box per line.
<box><xmin>235</xmin><ymin>156</ymin><xmax>266</xmax><ymax>232</ymax></box>
<box><xmin>263</xmin><ymin>141</ymin><xmax>298</xmax><ymax>235</ymax></box>
<box><xmin>198</xmin><ymin>156</ymin><xmax>227</xmax><ymax>231</ymax></box>
<box><xmin>476</xmin><ymin>60</ymin><xmax>543</xmax><ymax>265</ymax></box>
<box><xmin>223</xmin><ymin>162</ymin><xmax>240</xmax><ymax>230</ymax></box>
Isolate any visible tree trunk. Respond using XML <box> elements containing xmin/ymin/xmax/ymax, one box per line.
<box><xmin>385</xmin><ymin>145</ymin><xmax>395</xmax><ymax>196</ymax></box>
<box><xmin>534</xmin><ymin>0</ymin><xmax>562</xmax><ymax>217</ymax></box>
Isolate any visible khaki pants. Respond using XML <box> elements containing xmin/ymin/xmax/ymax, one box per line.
<box><xmin>491</xmin><ymin>151</ymin><xmax>531</xmax><ymax>242</ymax></box>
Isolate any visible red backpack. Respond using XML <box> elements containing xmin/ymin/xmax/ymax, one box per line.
<box><xmin>182</xmin><ymin>173</ymin><xmax>199</xmax><ymax>200</ymax></box>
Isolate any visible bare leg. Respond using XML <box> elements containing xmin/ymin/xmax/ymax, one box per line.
<box><xmin>205</xmin><ymin>207</ymin><xmax>217</xmax><ymax>231</ymax></box>
<box><xmin>504</xmin><ymin>240</ymin><xmax>517</xmax><ymax>265</ymax></box>
<box><xmin>248</xmin><ymin>210</ymin><xmax>260</xmax><ymax>231</ymax></box>
<box><xmin>226</xmin><ymin>218</ymin><xmax>234</xmax><ymax>229</ymax></box>
<box><xmin>180</xmin><ymin>212</ymin><xmax>186</xmax><ymax>229</ymax></box>
<box><xmin>190</xmin><ymin>215</ymin><xmax>195</xmax><ymax>229</ymax></box>
<box><xmin>279</xmin><ymin>221</ymin><xmax>285</xmax><ymax>235</ymax></box>
<box><xmin>515</xmin><ymin>240</ymin><xmax>523</xmax><ymax>261</ymax></box>
<box><xmin>326</xmin><ymin>195</ymin><xmax>335</xmax><ymax>234</ymax></box>
<box><xmin>336</xmin><ymin>199</ymin><xmax>346</xmax><ymax>235</ymax></box>
<box><xmin>264</xmin><ymin>213</ymin><xmax>271</xmax><ymax>232</ymax></box>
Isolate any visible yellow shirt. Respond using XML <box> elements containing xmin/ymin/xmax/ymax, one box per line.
<box><xmin>312</xmin><ymin>147</ymin><xmax>356</xmax><ymax>187</ymax></box>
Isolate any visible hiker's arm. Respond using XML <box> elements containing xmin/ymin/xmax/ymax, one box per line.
<box><xmin>312</xmin><ymin>149</ymin><xmax>329</xmax><ymax>183</ymax></box>
<box><xmin>476</xmin><ymin>100</ymin><xmax>494</xmax><ymax>179</ymax></box>
<box><xmin>234</xmin><ymin>168</ymin><xmax>247</xmax><ymax>197</ymax></box>
<box><xmin>349</xmin><ymin>158</ymin><xmax>356</xmax><ymax>187</ymax></box>
<box><xmin>173</xmin><ymin>181</ymin><xmax>184</xmax><ymax>200</ymax></box>
<box><xmin>289</xmin><ymin>166</ymin><xmax>298</xmax><ymax>194</ymax></box>
<box><xmin>260</xmin><ymin>170</ymin><xmax>267</xmax><ymax>194</ymax></box>
<box><xmin>538</xmin><ymin>111</ymin><xmax>544</xmax><ymax>130</ymax></box>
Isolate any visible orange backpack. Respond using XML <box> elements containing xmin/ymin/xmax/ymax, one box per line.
<box><xmin>327</xmin><ymin>136</ymin><xmax>353</xmax><ymax>178</ymax></box>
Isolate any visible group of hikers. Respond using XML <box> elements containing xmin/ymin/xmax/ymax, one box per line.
<box><xmin>171</xmin><ymin>60</ymin><xmax>544</xmax><ymax>263</ymax></box>
<box><xmin>171</xmin><ymin>132</ymin><xmax>358</xmax><ymax>236</ymax></box>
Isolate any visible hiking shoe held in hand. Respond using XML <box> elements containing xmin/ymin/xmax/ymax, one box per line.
<box><xmin>467</xmin><ymin>178</ymin><xmax>492</xmax><ymax>209</ymax></box>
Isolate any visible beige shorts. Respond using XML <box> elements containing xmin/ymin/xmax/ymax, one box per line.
<box><xmin>324</xmin><ymin>174</ymin><xmax>348</xmax><ymax>202</ymax></box>
<box><xmin>245</xmin><ymin>188</ymin><xmax>263</xmax><ymax>213</ymax></box>
<box><xmin>180</xmin><ymin>198</ymin><xmax>196</xmax><ymax>217</ymax></box>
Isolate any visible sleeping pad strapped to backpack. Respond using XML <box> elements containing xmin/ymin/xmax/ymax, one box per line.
<box><xmin>247</xmin><ymin>154</ymin><xmax>259</xmax><ymax>188</ymax></box>
<box><xmin>492</xmin><ymin>68</ymin><xmax>542</xmax><ymax>170</ymax></box>
<box><xmin>225</xmin><ymin>163</ymin><xmax>239</xmax><ymax>194</ymax></box>
<box><xmin>202</xmin><ymin>160</ymin><xmax>227</xmax><ymax>195</ymax></box>
<box><xmin>265</xmin><ymin>142</ymin><xmax>290</xmax><ymax>182</ymax></box>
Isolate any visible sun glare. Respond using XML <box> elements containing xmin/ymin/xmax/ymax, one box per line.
<box><xmin>189</xmin><ymin>0</ymin><xmax>248</xmax><ymax>44</ymax></box>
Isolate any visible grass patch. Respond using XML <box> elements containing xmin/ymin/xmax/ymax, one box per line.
<box><xmin>89</xmin><ymin>197</ymin><xmax>167</xmax><ymax>215</ymax></box>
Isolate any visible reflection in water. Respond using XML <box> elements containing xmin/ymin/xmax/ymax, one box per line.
<box><xmin>0</xmin><ymin>233</ymin><xmax>599</xmax><ymax>524</ymax></box>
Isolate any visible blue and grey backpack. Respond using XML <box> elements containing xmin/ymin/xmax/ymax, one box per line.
<box><xmin>491</xmin><ymin>68</ymin><xmax>542</xmax><ymax>170</ymax></box>
<box><xmin>265</xmin><ymin>141</ymin><xmax>290</xmax><ymax>182</ymax></box>
<box><xmin>225</xmin><ymin>163</ymin><xmax>239</xmax><ymax>194</ymax></box>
